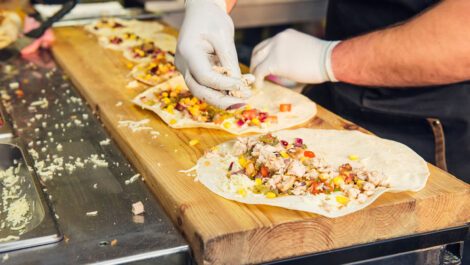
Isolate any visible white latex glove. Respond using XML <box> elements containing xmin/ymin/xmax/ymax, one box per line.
<box><xmin>176</xmin><ymin>0</ymin><xmax>249</xmax><ymax>110</ymax></box>
<box><xmin>250</xmin><ymin>29</ymin><xmax>340</xmax><ymax>88</ymax></box>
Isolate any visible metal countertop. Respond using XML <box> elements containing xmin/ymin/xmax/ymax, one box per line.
<box><xmin>0</xmin><ymin>49</ymin><xmax>189</xmax><ymax>265</ymax></box>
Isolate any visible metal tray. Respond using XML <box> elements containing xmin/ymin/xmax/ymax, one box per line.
<box><xmin>0</xmin><ymin>142</ymin><xmax>61</xmax><ymax>253</ymax></box>
<box><xmin>0</xmin><ymin>105</ymin><xmax>13</xmax><ymax>142</ymax></box>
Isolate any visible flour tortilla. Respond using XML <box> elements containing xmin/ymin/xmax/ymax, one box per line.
<box><xmin>130</xmin><ymin>60</ymin><xmax>180</xmax><ymax>86</ymax></box>
<box><xmin>84</xmin><ymin>18</ymin><xmax>131</xmax><ymax>36</ymax></box>
<box><xmin>196</xmin><ymin>129</ymin><xmax>430</xmax><ymax>218</ymax></box>
<box><xmin>85</xmin><ymin>18</ymin><xmax>164</xmax><ymax>37</ymax></box>
<box><xmin>98</xmin><ymin>33</ymin><xmax>144</xmax><ymax>51</ymax></box>
<box><xmin>144</xmin><ymin>33</ymin><xmax>176</xmax><ymax>53</ymax></box>
<box><xmin>123</xmin><ymin>44</ymin><xmax>174</xmax><ymax>63</ymax></box>
<box><xmin>132</xmin><ymin>75</ymin><xmax>317</xmax><ymax>135</ymax></box>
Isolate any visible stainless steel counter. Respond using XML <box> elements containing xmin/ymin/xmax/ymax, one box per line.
<box><xmin>0</xmin><ymin>49</ymin><xmax>189</xmax><ymax>264</ymax></box>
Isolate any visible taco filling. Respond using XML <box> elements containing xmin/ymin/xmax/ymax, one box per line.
<box><xmin>225</xmin><ymin>133</ymin><xmax>390</xmax><ymax>207</ymax></box>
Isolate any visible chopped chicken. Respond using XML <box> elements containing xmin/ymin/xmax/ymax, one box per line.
<box><xmin>287</xmin><ymin>160</ymin><xmax>306</xmax><ymax>177</ymax></box>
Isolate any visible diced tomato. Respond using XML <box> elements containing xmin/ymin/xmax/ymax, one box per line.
<box><xmin>345</xmin><ymin>173</ymin><xmax>356</xmax><ymax>184</ymax></box>
<box><xmin>236</xmin><ymin>119</ymin><xmax>245</xmax><ymax>127</ymax></box>
<box><xmin>258</xmin><ymin>112</ymin><xmax>268</xmax><ymax>122</ymax></box>
<box><xmin>294</xmin><ymin>138</ymin><xmax>303</xmax><ymax>147</ymax></box>
<box><xmin>304</xmin><ymin>150</ymin><xmax>315</xmax><ymax>158</ymax></box>
<box><xmin>213</xmin><ymin>115</ymin><xmax>224</xmax><ymax>125</ymax></box>
<box><xmin>175</xmin><ymin>103</ymin><xmax>185</xmax><ymax>111</ymax></box>
<box><xmin>15</xmin><ymin>90</ymin><xmax>24</xmax><ymax>98</ymax></box>
<box><xmin>309</xmin><ymin>181</ymin><xmax>320</xmax><ymax>195</ymax></box>
<box><xmin>110</xmin><ymin>37</ymin><xmax>123</xmax><ymax>44</ymax></box>
<box><xmin>280</xmin><ymin>140</ymin><xmax>289</xmax><ymax>147</ymax></box>
<box><xmin>267</xmin><ymin>115</ymin><xmax>278</xmax><ymax>123</ymax></box>
<box><xmin>279</xmin><ymin>104</ymin><xmax>292</xmax><ymax>112</ymax></box>
<box><xmin>242</xmin><ymin>109</ymin><xmax>258</xmax><ymax>120</ymax></box>
<box><xmin>260</xmin><ymin>166</ymin><xmax>269</xmax><ymax>177</ymax></box>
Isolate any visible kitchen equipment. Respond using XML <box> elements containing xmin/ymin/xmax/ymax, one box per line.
<box><xmin>0</xmin><ymin>142</ymin><xmax>61</xmax><ymax>253</ymax></box>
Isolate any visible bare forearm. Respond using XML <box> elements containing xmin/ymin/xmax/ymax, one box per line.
<box><xmin>332</xmin><ymin>0</ymin><xmax>470</xmax><ymax>87</ymax></box>
<box><xmin>225</xmin><ymin>0</ymin><xmax>236</xmax><ymax>12</ymax></box>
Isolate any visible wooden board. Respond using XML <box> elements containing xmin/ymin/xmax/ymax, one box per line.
<box><xmin>51</xmin><ymin>26</ymin><xmax>470</xmax><ymax>265</ymax></box>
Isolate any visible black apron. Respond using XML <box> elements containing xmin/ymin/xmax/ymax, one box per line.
<box><xmin>304</xmin><ymin>0</ymin><xmax>470</xmax><ymax>183</ymax></box>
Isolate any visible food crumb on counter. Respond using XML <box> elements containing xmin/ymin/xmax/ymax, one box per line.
<box><xmin>126</xmin><ymin>80</ymin><xmax>140</xmax><ymax>89</ymax></box>
<box><xmin>99</xmin><ymin>138</ymin><xmax>111</xmax><ymax>146</ymax></box>
<box><xmin>86</xmin><ymin>211</ymin><xmax>98</xmax><ymax>217</ymax></box>
<box><xmin>111</xmin><ymin>239</ymin><xmax>118</xmax><ymax>246</ymax></box>
<box><xmin>93</xmin><ymin>183</ymin><xmax>98</xmax><ymax>189</ymax></box>
<box><xmin>124</xmin><ymin>174</ymin><xmax>140</xmax><ymax>185</ymax></box>
<box><xmin>118</xmin><ymin>119</ymin><xmax>152</xmax><ymax>133</ymax></box>
<box><xmin>132</xmin><ymin>201</ymin><xmax>144</xmax><ymax>215</ymax></box>
<box><xmin>115</xmin><ymin>101</ymin><xmax>123</xmax><ymax>107</ymax></box>
<box><xmin>189</xmin><ymin>139</ymin><xmax>199</xmax><ymax>146</ymax></box>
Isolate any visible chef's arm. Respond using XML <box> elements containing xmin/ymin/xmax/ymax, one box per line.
<box><xmin>332</xmin><ymin>0</ymin><xmax>470</xmax><ymax>87</ymax></box>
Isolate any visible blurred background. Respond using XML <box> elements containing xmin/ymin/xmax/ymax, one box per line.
<box><xmin>30</xmin><ymin>0</ymin><xmax>328</xmax><ymax>65</ymax></box>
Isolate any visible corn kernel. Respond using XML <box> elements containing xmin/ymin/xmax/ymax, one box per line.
<box><xmin>237</xmin><ymin>188</ymin><xmax>247</xmax><ymax>197</ymax></box>
<box><xmin>190</xmin><ymin>97</ymin><xmax>199</xmax><ymax>105</ymax></box>
<box><xmin>126</xmin><ymin>62</ymin><xmax>134</xmax><ymax>69</ymax></box>
<box><xmin>245</xmin><ymin>104</ymin><xmax>252</xmax><ymax>110</ymax></box>
<box><xmin>265</xmin><ymin>192</ymin><xmax>277</xmax><ymax>199</ymax></box>
<box><xmin>348</xmin><ymin>154</ymin><xmax>359</xmax><ymax>161</ymax></box>
<box><xmin>332</xmin><ymin>176</ymin><xmax>345</xmax><ymax>186</ymax></box>
<box><xmin>238</xmin><ymin>155</ymin><xmax>248</xmax><ymax>168</ymax></box>
<box><xmin>251</xmin><ymin>117</ymin><xmax>260</xmax><ymax>126</ymax></box>
<box><xmin>162</xmin><ymin>92</ymin><xmax>168</xmax><ymax>98</ymax></box>
<box><xmin>169</xmin><ymin>119</ymin><xmax>177</xmax><ymax>125</ymax></box>
<box><xmin>188</xmin><ymin>106</ymin><xmax>200</xmax><ymax>117</ymax></box>
<box><xmin>280</xmin><ymin>151</ymin><xmax>289</xmax><ymax>159</ymax></box>
<box><xmin>336</xmin><ymin>195</ymin><xmax>349</xmax><ymax>206</ymax></box>
<box><xmin>189</xmin><ymin>139</ymin><xmax>199</xmax><ymax>146</ymax></box>
<box><xmin>223</xmin><ymin>122</ymin><xmax>231</xmax><ymax>129</ymax></box>
<box><xmin>255</xmin><ymin>178</ymin><xmax>262</xmax><ymax>186</ymax></box>
<box><xmin>162</xmin><ymin>98</ymin><xmax>171</xmax><ymax>105</ymax></box>
<box><xmin>165</xmin><ymin>105</ymin><xmax>174</xmax><ymax>114</ymax></box>
<box><xmin>356</xmin><ymin>180</ymin><xmax>364</xmax><ymax>188</ymax></box>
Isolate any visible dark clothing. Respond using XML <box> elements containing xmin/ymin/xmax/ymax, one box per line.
<box><xmin>304</xmin><ymin>0</ymin><xmax>470</xmax><ymax>183</ymax></box>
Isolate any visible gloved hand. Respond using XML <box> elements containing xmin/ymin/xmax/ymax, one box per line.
<box><xmin>175</xmin><ymin>0</ymin><xmax>249</xmax><ymax>110</ymax></box>
<box><xmin>250</xmin><ymin>29</ymin><xmax>340</xmax><ymax>88</ymax></box>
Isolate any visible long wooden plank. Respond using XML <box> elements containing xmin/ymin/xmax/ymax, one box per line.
<box><xmin>51</xmin><ymin>26</ymin><xmax>470</xmax><ymax>265</ymax></box>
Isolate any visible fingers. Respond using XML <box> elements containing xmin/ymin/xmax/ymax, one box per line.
<box><xmin>184</xmin><ymin>71</ymin><xmax>246</xmax><ymax>110</ymax></box>
<box><xmin>250</xmin><ymin>38</ymin><xmax>274</xmax><ymax>88</ymax></box>
<box><xmin>252</xmin><ymin>57</ymin><xmax>271</xmax><ymax>89</ymax></box>
<box><xmin>185</xmin><ymin>46</ymin><xmax>244</xmax><ymax>91</ymax></box>
<box><xmin>252</xmin><ymin>38</ymin><xmax>272</xmax><ymax>59</ymax></box>
<box><xmin>250</xmin><ymin>39</ymin><xmax>272</xmax><ymax>73</ymax></box>
<box><xmin>211</xmin><ymin>35</ymin><xmax>242</xmax><ymax>78</ymax></box>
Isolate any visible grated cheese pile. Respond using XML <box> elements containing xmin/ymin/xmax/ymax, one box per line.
<box><xmin>0</xmin><ymin>165</ymin><xmax>33</xmax><ymax>241</ymax></box>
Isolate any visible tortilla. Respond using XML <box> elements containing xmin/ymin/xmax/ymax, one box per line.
<box><xmin>123</xmin><ymin>41</ymin><xmax>174</xmax><ymax>63</ymax></box>
<box><xmin>84</xmin><ymin>18</ymin><xmax>131</xmax><ymax>36</ymax></box>
<box><xmin>132</xmin><ymin>75</ymin><xmax>317</xmax><ymax>135</ymax></box>
<box><xmin>98</xmin><ymin>32</ymin><xmax>144</xmax><ymax>51</ymax></box>
<box><xmin>196</xmin><ymin>129</ymin><xmax>429</xmax><ymax>218</ymax></box>
<box><xmin>130</xmin><ymin>55</ymin><xmax>180</xmax><ymax>86</ymax></box>
<box><xmin>85</xmin><ymin>18</ymin><xmax>164</xmax><ymax>37</ymax></box>
<box><xmin>144</xmin><ymin>33</ymin><xmax>176</xmax><ymax>53</ymax></box>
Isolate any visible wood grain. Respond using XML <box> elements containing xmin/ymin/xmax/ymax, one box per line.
<box><xmin>51</xmin><ymin>26</ymin><xmax>470</xmax><ymax>265</ymax></box>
